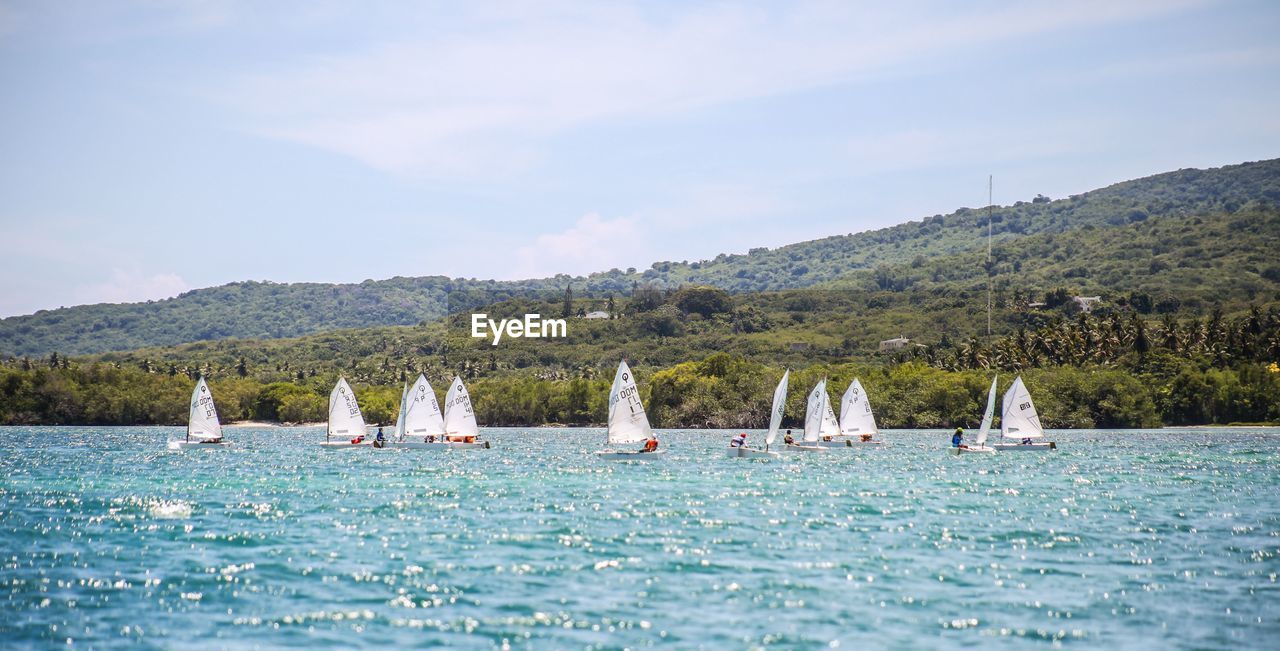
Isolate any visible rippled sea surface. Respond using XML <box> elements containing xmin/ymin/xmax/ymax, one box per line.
<box><xmin>2</xmin><ymin>427</ymin><xmax>1278</xmax><ymax>649</ymax></box>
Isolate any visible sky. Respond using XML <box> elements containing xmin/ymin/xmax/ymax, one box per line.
<box><xmin>1</xmin><ymin>0</ymin><xmax>1278</xmax><ymax>317</ymax></box>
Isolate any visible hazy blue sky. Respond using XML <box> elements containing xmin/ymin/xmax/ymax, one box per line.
<box><xmin>2</xmin><ymin>0</ymin><xmax>1278</xmax><ymax>317</ymax></box>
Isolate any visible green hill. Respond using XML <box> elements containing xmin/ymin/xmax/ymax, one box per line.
<box><xmin>76</xmin><ymin>206</ymin><xmax>1280</xmax><ymax>381</ymax></box>
<box><xmin>2</xmin><ymin>158</ymin><xmax>1278</xmax><ymax>358</ymax></box>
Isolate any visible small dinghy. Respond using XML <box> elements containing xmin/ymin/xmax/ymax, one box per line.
<box><xmin>596</xmin><ymin>360</ymin><xmax>663</xmax><ymax>460</ymax></box>
<box><xmin>781</xmin><ymin>380</ymin><xmax>830</xmax><ymax>453</ymax></box>
<box><xmin>728</xmin><ymin>370</ymin><xmax>788</xmax><ymax>459</ymax></box>
<box><xmin>320</xmin><ymin>377</ymin><xmax>370</xmax><ymax>449</ymax></box>
<box><xmin>385</xmin><ymin>374</ymin><xmax>461</xmax><ymax>449</ymax></box>
<box><xmin>993</xmin><ymin>376</ymin><xmax>1056</xmax><ymax>452</ymax></box>
<box><xmin>169</xmin><ymin>377</ymin><xmax>229</xmax><ymax>450</ymax></box>
<box><xmin>818</xmin><ymin>378</ymin><xmax>882</xmax><ymax>447</ymax></box>
<box><xmin>953</xmin><ymin>376</ymin><xmax>998</xmax><ymax>455</ymax></box>
<box><xmin>434</xmin><ymin>377</ymin><xmax>490</xmax><ymax>449</ymax></box>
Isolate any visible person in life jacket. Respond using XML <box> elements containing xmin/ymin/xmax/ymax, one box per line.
<box><xmin>642</xmin><ymin>436</ymin><xmax>659</xmax><ymax>453</ymax></box>
<box><xmin>951</xmin><ymin>428</ymin><xmax>964</xmax><ymax>448</ymax></box>
<box><xmin>730</xmin><ymin>432</ymin><xmax>747</xmax><ymax>448</ymax></box>
<box><xmin>783</xmin><ymin>429</ymin><xmax>795</xmax><ymax>445</ymax></box>
<box><xmin>374</xmin><ymin>427</ymin><xmax>386</xmax><ymax>448</ymax></box>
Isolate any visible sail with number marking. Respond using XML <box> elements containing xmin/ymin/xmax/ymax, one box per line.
<box><xmin>607</xmin><ymin>360</ymin><xmax>652</xmax><ymax>445</ymax></box>
<box><xmin>187</xmin><ymin>377</ymin><xmax>222</xmax><ymax>441</ymax></box>
<box><xmin>766</xmin><ymin>370</ymin><xmax>789</xmax><ymax>447</ymax></box>
<box><xmin>838</xmin><ymin>378</ymin><xmax>878</xmax><ymax>436</ymax></box>
<box><xmin>403</xmin><ymin>374</ymin><xmax>446</xmax><ymax>440</ymax></box>
<box><xmin>1000</xmin><ymin>376</ymin><xmax>1043</xmax><ymax>439</ymax></box>
<box><xmin>443</xmin><ymin>377</ymin><xmax>480</xmax><ymax>438</ymax></box>
<box><xmin>327</xmin><ymin>377</ymin><xmax>367</xmax><ymax>441</ymax></box>
<box><xmin>803</xmin><ymin>379</ymin><xmax>830</xmax><ymax>443</ymax></box>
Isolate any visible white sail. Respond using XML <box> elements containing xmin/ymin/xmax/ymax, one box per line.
<box><xmin>838</xmin><ymin>378</ymin><xmax>878</xmax><ymax>436</ymax></box>
<box><xmin>187</xmin><ymin>377</ymin><xmax>222</xmax><ymax>441</ymax></box>
<box><xmin>822</xmin><ymin>393</ymin><xmax>840</xmax><ymax>437</ymax></box>
<box><xmin>404</xmin><ymin>374</ymin><xmax>447</xmax><ymax>439</ymax></box>
<box><xmin>607</xmin><ymin>360</ymin><xmax>652</xmax><ymax>446</ymax></box>
<box><xmin>327</xmin><ymin>377</ymin><xmax>367</xmax><ymax>441</ymax></box>
<box><xmin>977</xmin><ymin>376</ymin><xmax>998</xmax><ymax>446</ymax></box>
<box><xmin>443</xmin><ymin>377</ymin><xmax>480</xmax><ymax>438</ymax></box>
<box><xmin>1001</xmin><ymin>376</ymin><xmax>1043</xmax><ymax>439</ymax></box>
<box><xmin>766</xmin><ymin>370</ymin><xmax>789</xmax><ymax>447</ymax></box>
<box><xmin>803</xmin><ymin>379</ymin><xmax>829</xmax><ymax>443</ymax></box>
<box><xmin>393</xmin><ymin>382</ymin><xmax>408</xmax><ymax>440</ymax></box>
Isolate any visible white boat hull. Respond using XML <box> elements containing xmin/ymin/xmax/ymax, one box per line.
<box><xmin>168</xmin><ymin>440</ymin><xmax>230</xmax><ymax>451</ymax></box>
<box><xmin>950</xmin><ymin>445</ymin><xmax>997</xmax><ymax>455</ymax></box>
<box><xmin>319</xmin><ymin>441</ymin><xmax>371</xmax><ymax>450</ymax></box>
<box><xmin>387</xmin><ymin>440</ymin><xmax>490</xmax><ymax>450</ymax></box>
<box><xmin>727</xmin><ymin>446</ymin><xmax>778</xmax><ymax>459</ymax></box>
<box><xmin>993</xmin><ymin>441</ymin><xmax>1056</xmax><ymax>452</ymax></box>
<box><xmin>779</xmin><ymin>443</ymin><xmax>828</xmax><ymax>453</ymax></box>
<box><xmin>596</xmin><ymin>449</ymin><xmax>666</xmax><ymax>461</ymax></box>
<box><xmin>816</xmin><ymin>438</ymin><xmax>883</xmax><ymax>448</ymax></box>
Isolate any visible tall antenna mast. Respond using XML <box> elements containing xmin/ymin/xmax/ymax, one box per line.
<box><xmin>987</xmin><ymin>175</ymin><xmax>993</xmax><ymax>338</ymax></box>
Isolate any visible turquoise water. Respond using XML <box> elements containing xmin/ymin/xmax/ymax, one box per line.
<box><xmin>1</xmin><ymin>427</ymin><xmax>1278</xmax><ymax>649</ymax></box>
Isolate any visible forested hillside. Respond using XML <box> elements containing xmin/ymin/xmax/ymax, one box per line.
<box><xmin>3</xmin><ymin>158</ymin><xmax>1277</xmax><ymax>357</ymax></box>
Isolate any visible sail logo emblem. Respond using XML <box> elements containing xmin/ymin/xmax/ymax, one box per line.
<box><xmin>471</xmin><ymin>313</ymin><xmax>568</xmax><ymax>345</ymax></box>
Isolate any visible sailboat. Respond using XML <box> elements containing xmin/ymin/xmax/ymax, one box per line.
<box><xmin>596</xmin><ymin>360</ymin><xmax>663</xmax><ymax>460</ymax></box>
<box><xmin>169</xmin><ymin>377</ymin><xmax>228</xmax><ymax>450</ymax></box>
<box><xmin>320</xmin><ymin>377</ymin><xmax>370</xmax><ymax>449</ymax></box>
<box><xmin>385</xmin><ymin>374</ymin><xmax>456</xmax><ymax>449</ymax></box>
<box><xmin>993</xmin><ymin>376</ymin><xmax>1056</xmax><ymax>452</ymax></box>
<box><xmin>728</xmin><ymin>369</ymin><xmax>788</xmax><ymax>459</ymax></box>
<box><xmin>819</xmin><ymin>378</ymin><xmax>881</xmax><ymax>447</ymax></box>
<box><xmin>953</xmin><ymin>376</ymin><xmax>998</xmax><ymax>455</ymax></box>
<box><xmin>438</xmin><ymin>377</ymin><xmax>490</xmax><ymax>449</ymax></box>
<box><xmin>782</xmin><ymin>379</ymin><xmax>830</xmax><ymax>453</ymax></box>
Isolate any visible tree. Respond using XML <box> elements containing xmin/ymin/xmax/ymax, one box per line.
<box><xmin>237</xmin><ymin>357</ymin><xmax>248</xmax><ymax>377</ymax></box>
<box><xmin>561</xmin><ymin>284</ymin><xmax>574</xmax><ymax>319</ymax></box>
<box><xmin>674</xmin><ymin>286</ymin><xmax>733</xmax><ymax>318</ymax></box>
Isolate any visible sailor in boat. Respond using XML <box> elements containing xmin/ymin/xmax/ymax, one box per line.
<box><xmin>374</xmin><ymin>427</ymin><xmax>386</xmax><ymax>448</ymax></box>
<box><xmin>860</xmin><ymin>434</ymin><xmax>873</xmax><ymax>442</ymax></box>
<box><xmin>1021</xmin><ymin>437</ymin><xmax>1033</xmax><ymax>445</ymax></box>
<box><xmin>729</xmin><ymin>432</ymin><xmax>747</xmax><ymax>448</ymax></box>
<box><xmin>951</xmin><ymin>428</ymin><xmax>965</xmax><ymax>449</ymax></box>
<box><xmin>783</xmin><ymin>430</ymin><xmax>795</xmax><ymax>445</ymax></box>
<box><xmin>351</xmin><ymin>433</ymin><xmax>365</xmax><ymax>444</ymax></box>
<box><xmin>640</xmin><ymin>435</ymin><xmax>659</xmax><ymax>453</ymax></box>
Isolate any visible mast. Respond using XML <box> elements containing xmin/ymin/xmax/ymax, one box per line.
<box><xmin>987</xmin><ymin>175</ymin><xmax>993</xmax><ymax>338</ymax></box>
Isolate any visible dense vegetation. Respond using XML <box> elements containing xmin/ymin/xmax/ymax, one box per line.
<box><xmin>2</xmin><ymin>350</ymin><xmax>1275</xmax><ymax>430</ymax></box>
<box><xmin>4</xmin><ymin>286</ymin><xmax>1279</xmax><ymax>428</ymax></box>
<box><xmin>4</xmin><ymin>158</ymin><xmax>1278</xmax><ymax>357</ymax></box>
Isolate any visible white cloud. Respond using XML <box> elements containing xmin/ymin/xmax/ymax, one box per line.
<box><xmin>215</xmin><ymin>1</ymin><xmax>1207</xmax><ymax>179</ymax></box>
<box><xmin>511</xmin><ymin>213</ymin><xmax>648</xmax><ymax>279</ymax></box>
<box><xmin>72</xmin><ymin>268</ymin><xmax>191</xmax><ymax>307</ymax></box>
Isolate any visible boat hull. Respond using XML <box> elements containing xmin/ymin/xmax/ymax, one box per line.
<box><xmin>816</xmin><ymin>438</ymin><xmax>883</xmax><ymax>448</ymax></box>
<box><xmin>168</xmin><ymin>440</ymin><xmax>230</xmax><ymax>451</ymax></box>
<box><xmin>388</xmin><ymin>440</ymin><xmax>490</xmax><ymax>450</ymax></box>
<box><xmin>319</xmin><ymin>441</ymin><xmax>371</xmax><ymax>450</ymax></box>
<box><xmin>993</xmin><ymin>441</ymin><xmax>1056</xmax><ymax>452</ymax></box>
<box><xmin>779</xmin><ymin>443</ymin><xmax>828</xmax><ymax>453</ymax></box>
<box><xmin>727</xmin><ymin>446</ymin><xmax>778</xmax><ymax>459</ymax></box>
<box><xmin>596</xmin><ymin>449</ymin><xmax>666</xmax><ymax>461</ymax></box>
<box><xmin>950</xmin><ymin>445</ymin><xmax>997</xmax><ymax>455</ymax></box>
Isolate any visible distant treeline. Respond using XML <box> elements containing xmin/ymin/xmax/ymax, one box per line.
<box><xmin>2</xmin><ymin>352</ymin><xmax>1276</xmax><ymax>428</ymax></box>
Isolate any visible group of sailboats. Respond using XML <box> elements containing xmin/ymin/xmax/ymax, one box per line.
<box><xmin>952</xmin><ymin>375</ymin><xmax>1055</xmax><ymax>454</ymax></box>
<box><xmin>726</xmin><ymin>373</ymin><xmax>882</xmax><ymax>458</ymax></box>
<box><xmin>169</xmin><ymin>374</ymin><xmax>490</xmax><ymax>451</ymax></box>
<box><xmin>168</xmin><ymin>366</ymin><xmax>1053</xmax><ymax>457</ymax></box>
